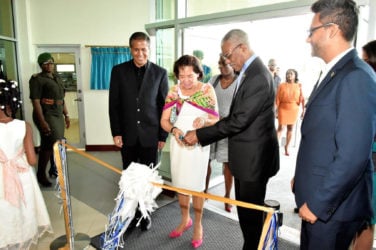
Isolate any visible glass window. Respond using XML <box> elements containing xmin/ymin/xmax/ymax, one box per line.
<box><xmin>156</xmin><ymin>28</ymin><xmax>175</xmax><ymax>86</ymax></box>
<box><xmin>186</xmin><ymin>0</ymin><xmax>295</xmax><ymax>17</ymax></box>
<box><xmin>356</xmin><ymin>5</ymin><xmax>370</xmax><ymax>54</ymax></box>
<box><xmin>0</xmin><ymin>0</ymin><xmax>20</xmax><ymax>118</ymax></box>
<box><xmin>0</xmin><ymin>0</ymin><xmax>15</xmax><ymax>37</ymax></box>
<box><xmin>182</xmin><ymin>14</ymin><xmax>321</xmax><ymax>95</ymax></box>
<box><xmin>0</xmin><ymin>39</ymin><xmax>20</xmax><ymax>118</ymax></box>
<box><xmin>183</xmin><ymin>23</ymin><xmax>243</xmax><ymax>77</ymax></box>
<box><xmin>155</xmin><ymin>0</ymin><xmax>175</xmax><ymax>21</ymax></box>
<box><xmin>0</xmin><ymin>39</ymin><xmax>17</xmax><ymax>81</ymax></box>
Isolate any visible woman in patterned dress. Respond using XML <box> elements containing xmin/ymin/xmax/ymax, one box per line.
<box><xmin>161</xmin><ymin>55</ymin><xmax>219</xmax><ymax>249</ymax></box>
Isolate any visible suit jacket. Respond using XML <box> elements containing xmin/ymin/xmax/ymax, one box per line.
<box><xmin>294</xmin><ymin>49</ymin><xmax>376</xmax><ymax>222</ymax></box>
<box><xmin>197</xmin><ymin>57</ymin><xmax>279</xmax><ymax>182</ymax></box>
<box><xmin>109</xmin><ymin>60</ymin><xmax>169</xmax><ymax>147</ymax></box>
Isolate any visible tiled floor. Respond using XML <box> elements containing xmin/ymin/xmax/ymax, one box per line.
<box><xmin>31</xmin><ymin>192</ymin><xmax>108</xmax><ymax>250</ymax></box>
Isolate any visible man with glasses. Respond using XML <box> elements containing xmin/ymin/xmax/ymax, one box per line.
<box><xmin>292</xmin><ymin>0</ymin><xmax>376</xmax><ymax>249</ymax></box>
<box><xmin>184</xmin><ymin>29</ymin><xmax>279</xmax><ymax>249</ymax></box>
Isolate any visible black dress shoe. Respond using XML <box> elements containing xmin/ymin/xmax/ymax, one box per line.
<box><xmin>140</xmin><ymin>217</ymin><xmax>151</xmax><ymax>231</ymax></box>
<box><xmin>127</xmin><ymin>216</ymin><xmax>139</xmax><ymax>231</ymax></box>
<box><xmin>48</xmin><ymin>168</ymin><xmax>58</xmax><ymax>178</ymax></box>
<box><xmin>37</xmin><ymin>176</ymin><xmax>52</xmax><ymax>187</ymax></box>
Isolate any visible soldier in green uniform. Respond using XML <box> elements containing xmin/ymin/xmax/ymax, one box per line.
<box><xmin>29</xmin><ymin>52</ymin><xmax>70</xmax><ymax>187</ymax></box>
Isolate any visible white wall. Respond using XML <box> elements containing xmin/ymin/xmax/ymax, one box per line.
<box><xmin>14</xmin><ymin>0</ymin><xmax>151</xmax><ymax>146</ymax></box>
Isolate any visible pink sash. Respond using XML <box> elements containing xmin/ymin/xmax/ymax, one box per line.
<box><xmin>0</xmin><ymin>148</ymin><xmax>28</xmax><ymax>207</ymax></box>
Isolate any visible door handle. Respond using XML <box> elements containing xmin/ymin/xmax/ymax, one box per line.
<box><xmin>74</xmin><ymin>98</ymin><xmax>82</xmax><ymax>102</ymax></box>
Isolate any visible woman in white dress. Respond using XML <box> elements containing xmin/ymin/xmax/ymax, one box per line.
<box><xmin>0</xmin><ymin>79</ymin><xmax>52</xmax><ymax>249</ymax></box>
<box><xmin>161</xmin><ymin>55</ymin><xmax>219</xmax><ymax>249</ymax></box>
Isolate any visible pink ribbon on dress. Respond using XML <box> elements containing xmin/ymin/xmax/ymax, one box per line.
<box><xmin>0</xmin><ymin>148</ymin><xmax>28</xmax><ymax>207</ymax></box>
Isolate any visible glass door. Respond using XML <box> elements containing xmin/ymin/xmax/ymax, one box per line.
<box><xmin>36</xmin><ymin>46</ymin><xmax>85</xmax><ymax>148</ymax></box>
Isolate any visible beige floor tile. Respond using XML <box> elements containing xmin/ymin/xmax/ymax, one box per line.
<box><xmin>34</xmin><ymin>191</ymin><xmax>107</xmax><ymax>250</ymax></box>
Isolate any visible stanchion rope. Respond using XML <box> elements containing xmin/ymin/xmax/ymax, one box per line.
<box><xmin>62</xmin><ymin>142</ymin><xmax>274</xmax><ymax>213</ymax></box>
<box><xmin>59</xmin><ymin>142</ymin><xmax>277</xmax><ymax>250</ymax></box>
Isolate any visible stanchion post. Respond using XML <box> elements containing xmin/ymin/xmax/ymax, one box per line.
<box><xmin>50</xmin><ymin>141</ymin><xmax>91</xmax><ymax>250</ymax></box>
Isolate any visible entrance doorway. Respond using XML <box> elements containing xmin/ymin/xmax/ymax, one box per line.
<box><xmin>37</xmin><ymin>45</ymin><xmax>85</xmax><ymax>148</ymax></box>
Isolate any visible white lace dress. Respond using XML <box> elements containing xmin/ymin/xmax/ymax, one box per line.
<box><xmin>0</xmin><ymin>119</ymin><xmax>52</xmax><ymax>249</ymax></box>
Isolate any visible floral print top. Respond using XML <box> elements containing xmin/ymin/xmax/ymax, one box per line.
<box><xmin>163</xmin><ymin>83</ymin><xmax>219</xmax><ymax>117</ymax></box>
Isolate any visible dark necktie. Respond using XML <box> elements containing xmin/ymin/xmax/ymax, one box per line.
<box><xmin>312</xmin><ymin>70</ymin><xmax>322</xmax><ymax>93</ymax></box>
<box><xmin>307</xmin><ymin>71</ymin><xmax>322</xmax><ymax>105</ymax></box>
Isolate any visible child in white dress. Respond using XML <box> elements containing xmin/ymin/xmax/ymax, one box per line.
<box><xmin>0</xmin><ymin>79</ymin><xmax>52</xmax><ymax>249</ymax></box>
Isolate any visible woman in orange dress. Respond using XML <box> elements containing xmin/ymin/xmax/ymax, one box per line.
<box><xmin>275</xmin><ymin>69</ymin><xmax>304</xmax><ymax>156</ymax></box>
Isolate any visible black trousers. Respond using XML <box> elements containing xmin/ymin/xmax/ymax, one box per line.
<box><xmin>235</xmin><ymin>178</ymin><xmax>268</xmax><ymax>250</ymax></box>
<box><xmin>120</xmin><ymin>139</ymin><xmax>158</xmax><ymax>170</ymax></box>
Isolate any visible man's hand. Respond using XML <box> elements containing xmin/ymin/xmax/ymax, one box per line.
<box><xmin>183</xmin><ymin>130</ymin><xmax>198</xmax><ymax>145</ymax></box>
<box><xmin>298</xmin><ymin>203</ymin><xmax>318</xmax><ymax>224</ymax></box>
<box><xmin>113</xmin><ymin>136</ymin><xmax>123</xmax><ymax>148</ymax></box>
<box><xmin>158</xmin><ymin>141</ymin><xmax>165</xmax><ymax>150</ymax></box>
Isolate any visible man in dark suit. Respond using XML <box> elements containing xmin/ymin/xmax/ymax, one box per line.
<box><xmin>292</xmin><ymin>1</ymin><xmax>376</xmax><ymax>249</ymax></box>
<box><xmin>109</xmin><ymin>31</ymin><xmax>169</xmax><ymax>230</ymax></box>
<box><xmin>184</xmin><ymin>29</ymin><xmax>279</xmax><ymax>249</ymax></box>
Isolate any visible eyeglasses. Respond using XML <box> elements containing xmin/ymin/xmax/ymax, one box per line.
<box><xmin>220</xmin><ymin>44</ymin><xmax>242</xmax><ymax>60</ymax></box>
<box><xmin>307</xmin><ymin>22</ymin><xmax>336</xmax><ymax>37</ymax></box>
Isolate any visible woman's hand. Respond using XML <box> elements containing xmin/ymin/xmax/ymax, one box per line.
<box><xmin>41</xmin><ymin>121</ymin><xmax>51</xmax><ymax>136</ymax></box>
<box><xmin>172</xmin><ymin>127</ymin><xmax>185</xmax><ymax>146</ymax></box>
<box><xmin>193</xmin><ymin>117</ymin><xmax>205</xmax><ymax>129</ymax></box>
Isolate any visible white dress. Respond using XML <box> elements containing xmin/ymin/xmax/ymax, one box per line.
<box><xmin>0</xmin><ymin>119</ymin><xmax>52</xmax><ymax>250</ymax></box>
<box><xmin>170</xmin><ymin>96</ymin><xmax>211</xmax><ymax>192</ymax></box>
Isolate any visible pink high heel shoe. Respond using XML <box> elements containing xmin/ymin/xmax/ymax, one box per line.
<box><xmin>191</xmin><ymin>236</ymin><xmax>203</xmax><ymax>248</ymax></box>
<box><xmin>169</xmin><ymin>218</ymin><xmax>193</xmax><ymax>238</ymax></box>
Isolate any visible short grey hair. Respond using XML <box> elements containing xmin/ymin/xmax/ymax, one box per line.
<box><xmin>221</xmin><ymin>29</ymin><xmax>250</xmax><ymax>48</ymax></box>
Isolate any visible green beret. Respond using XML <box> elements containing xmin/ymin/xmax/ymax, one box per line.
<box><xmin>193</xmin><ymin>50</ymin><xmax>204</xmax><ymax>60</ymax></box>
<box><xmin>37</xmin><ymin>52</ymin><xmax>54</xmax><ymax>65</ymax></box>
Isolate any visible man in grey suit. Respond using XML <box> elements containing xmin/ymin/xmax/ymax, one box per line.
<box><xmin>184</xmin><ymin>29</ymin><xmax>279</xmax><ymax>249</ymax></box>
<box><xmin>109</xmin><ymin>31</ymin><xmax>169</xmax><ymax>230</ymax></box>
<box><xmin>293</xmin><ymin>0</ymin><xmax>376</xmax><ymax>249</ymax></box>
